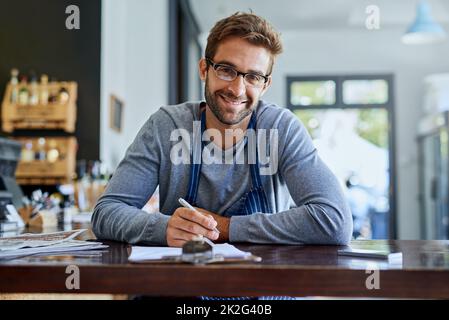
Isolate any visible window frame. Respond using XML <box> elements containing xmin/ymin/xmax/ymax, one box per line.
<box><xmin>168</xmin><ymin>0</ymin><xmax>202</xmax><ymax>104</ymax></box>
<box><xmin>286</xmin><ymin>74</ymin><xmax>397</xmax><ymax>239</ymax></box>
<box><xmin>286</xmin><ymin>75</ymin><xmax>394</xmax><ymax>110</ymax></box>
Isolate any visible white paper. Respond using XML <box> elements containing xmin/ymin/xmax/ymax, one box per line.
<box><xmin>0</xmin><ymin>240</ymin><xmax>107</xmax><ymax>260</ymax></box>
<box><xmin>0</xmin><ymin>229</ymin><xmax>87</xmax><ymax>251</ymax></box>
<box><xmin>129</xmin><ymin>243</ymin><xmax>252</xmax><ymax>262</ymax></box>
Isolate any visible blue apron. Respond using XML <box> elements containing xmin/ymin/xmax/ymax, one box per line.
<box><xmin>184</xmin><ymin>108</ymin><xmax>293</xmax><ymax>300</ymax></box>
<box><xmin>184</xmin><ymin>107</ymin><xmax>294</xmax><ymax>300</ymax></box>
<box><xmin>184</xmin><ymin>108</ymin><xmax>272</xmax><ymax>216</ymax></box>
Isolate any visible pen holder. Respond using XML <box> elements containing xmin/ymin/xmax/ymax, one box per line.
<box><xmin>18</xmin><ymin>206</ymin><xmax>59</xmax><ymax>228</ymax></box>
<box><xmin>18</xmin><ymin>205</ymin><xmax>34</xmax><ymax>226</ymax></box>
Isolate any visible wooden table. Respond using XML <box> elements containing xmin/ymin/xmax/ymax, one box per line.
<box><xmin>1</xmin><ymin>228</ymin><xmax>449</xmax><ymax>298</ymax></box>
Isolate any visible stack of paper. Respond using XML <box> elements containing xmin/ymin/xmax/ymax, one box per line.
<box><xmin>0</xmin><ymin>229</ymin><xmax>107</xmax><ymax>260</ymax></box>
<box><xmin>338</xmin><ymin>247</ymin><xmax>403</xmax><ymax>264</ymax></box>
<box><xmin>129</xmin><ymin>243</ymin><xmax>252</xmax><ymax>262</ymax></box>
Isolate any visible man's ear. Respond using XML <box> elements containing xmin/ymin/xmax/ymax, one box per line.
<box><xmin>198</xmin><ymin>58</ymin><xmax>207</xmax><ymax>81</ymax></box>
<box><xmin>259</xmin><ymin>76</ymin><xmax>272</xmax><ymax>97</ymax></box>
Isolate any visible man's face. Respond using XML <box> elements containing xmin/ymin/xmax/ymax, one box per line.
<box><xmin>199</xmin><ymin>37</ymin><xmax>272</xmax><ymax>126</ymax></box>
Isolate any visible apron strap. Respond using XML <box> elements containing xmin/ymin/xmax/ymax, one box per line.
<box><xmin>247</xmin><ymin>112</ymin><xmax>263</xmax><ymax>189</ymax></box>
<box><xmin>185</xmin><ymin>109</ymin><xmax>206</xmax><ymax>205</ymax></box>
<box><xmin>247</xmin><ymin>112</ymin><xmax>272</xmax><ymax>213</ymax></box>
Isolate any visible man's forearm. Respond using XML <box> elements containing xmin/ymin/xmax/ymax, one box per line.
<box><xmin>92</xmin><ymin>198</ymin><xmax>170</xmax><ymax>245</ymax></box>
<box><xmin>228</xmin><ymin>203</ymin><xmax>352</xmax><ymax>245</ymax></box>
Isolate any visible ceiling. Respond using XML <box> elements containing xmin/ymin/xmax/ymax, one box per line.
<box><xmin>189</xmin><ymin>0</ymin><xmax>449</xmax><ymax>33</ymax></box>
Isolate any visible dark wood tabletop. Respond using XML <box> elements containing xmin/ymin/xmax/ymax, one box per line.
<box><xmin>1</xmin><ymin>225</ymin><xmax>449</xmax><ymax>298</ymax></box>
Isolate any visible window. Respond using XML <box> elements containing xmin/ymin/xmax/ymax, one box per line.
<box><xmin>287</xmin><ymin>75</ymin><xmax>396</xmax><ymax>240</ymax></box>
<box><xmin>290</xmin><ymin>80</ymin><xmax>336</xmax><ymax>106</ymax></box>
<box><xmin>343</xmin><ymin>79</ymin><xmax>388</xmax><ymax>105</ymax></box>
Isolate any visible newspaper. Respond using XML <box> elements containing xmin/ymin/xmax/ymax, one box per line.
<box><xmin>0</xmin><ymin>241</ymin><xmax>108</xmax><ymax>260</ymax></box>
<box><xmin>0</xmin><ymin>229</ymin><xmax>108</xmax><ymax>260</ymax></box>
<box><xmin>0</xmin><ymin>229</ymin><xmax>87</xmax><ymax>251</ymax></box>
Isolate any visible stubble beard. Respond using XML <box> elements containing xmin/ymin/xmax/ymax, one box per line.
<box><xmin>204</xmin><ymin>76</ymin><xmax>256</xmax><ymax>126</ymax></box>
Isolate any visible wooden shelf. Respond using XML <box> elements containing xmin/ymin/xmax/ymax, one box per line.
<box><xmin>16</xmin><ymin>177</ymin><xmax>72</xmax><ymax>186</ymax></box>
<box><xmin>1</xmin><ymin>82</ymin><xmax>77</xmax><ymax>133</ymax></box>
<box><xmin>13</xmin><ymin>136</ymin><xmax>77</xmax><ymax>185</ymax></box>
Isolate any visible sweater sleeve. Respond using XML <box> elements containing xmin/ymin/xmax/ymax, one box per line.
<box><xmin>91</xmin><ymin>112</ymin><xmax>170</xmax><ymax>245</ymax></box>
<box><xmin>229</xmin><ymin>110</ymin><xmax>353</xmax><ymax>245</ymax></box>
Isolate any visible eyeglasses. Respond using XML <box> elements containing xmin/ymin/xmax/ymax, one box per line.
<box><xmin>205</xmin><ymin>58</ymin><xmax>270</xmax><ymax>88</ymax></box>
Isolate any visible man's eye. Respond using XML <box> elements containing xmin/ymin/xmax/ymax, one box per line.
<box><xmin>217</xmin><ymin>66</ymin><xmax>235</xmax><ymax>76</ymax></box>
<box><xmin>246</xmin><ymin>74</ymin><xmax>262</xmax><ymax>83</ymax></box>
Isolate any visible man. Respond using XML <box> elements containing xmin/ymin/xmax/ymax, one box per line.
<box><xmin>92</xmin><ymin>12</ymin><xmax>352</xmax><ymax>247</ymax></box>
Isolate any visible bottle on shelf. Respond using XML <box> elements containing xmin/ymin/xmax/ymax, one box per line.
<box><xmin>29</xmin><ymin>72</ymin><xmax>39</xmax><ymax>106</ymax></box>
<box><xmin>40</xmin><ymin>74</ymin><xmax>49</xmax><ymax>105</ymax></box>
<box><xmin>63</xmin><ymin>194</ymin><xmax>77</xmax><ymax>225</ymax></box>
<box><xmin>10</xmin><ymin>68</ymin><xmax>19</xmax><ymax>104</ymax></box>
<box><xmin>18</xmin><ymin>76</ymin><xmax>29</xmax><ymax>106</ymax></box>
<box><xmin>35</xmin><ymin>137</ymin><xmax>47</xmax><ymax>161</ymax></box>
<box><xmin>48</xmin><ymin>91</ymin><xmax>58</xmax><ymax>104</ymax></box>
<box><xmin>47</xmin><ymin>139</ymin><xmax>60</xmax><ymax>163</ymax></box>
<box><xmin>76</xmin><ymin>160</ymin><xmax>91</xmax><ymax>212</ymax></box>
<box><xmin>21</xmin><ymin>140</ymin><xmax>35</xmax><ymax>162</ymax></box>
<box><xmin>58</xmin><ymin>86</ymin><xmax>70</xmax><ymax>105</ymax></box>
<box><xmin>48</xmin><ymin>76</ymin><xmax>59</xmax><ymax>104</ymax></box>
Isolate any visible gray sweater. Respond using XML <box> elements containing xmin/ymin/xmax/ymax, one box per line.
<box><xmin>92</xmin><ymin>101</ymin><xmax>352</xmax><ymax>245</ymax></box>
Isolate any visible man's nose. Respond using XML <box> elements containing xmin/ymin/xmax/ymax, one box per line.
<box><xmin>227</xmin><ymin>74</ymin><xmax>246</xmax><ymax>97</ymax></box>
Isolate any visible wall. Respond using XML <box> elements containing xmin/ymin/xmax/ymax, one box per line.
<box><xmin>261</xmin><ymin>28</ymin><xmax>449</xmax><ymax>239</ymax></box>
<box><xmin>0</xmin><ymin>0</ymin><xmax>101</xmax><ymax>160</ymax></box>
<box><xmin>101</xmin><ymin>0</ymin><xmax>169</xmax><ymax>171</ymax></box>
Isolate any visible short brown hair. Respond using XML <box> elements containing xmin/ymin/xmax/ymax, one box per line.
<box><xmin>205</xmin><ymin>12</ymin><xmax>283</xmax><ymax>75</ymax></box>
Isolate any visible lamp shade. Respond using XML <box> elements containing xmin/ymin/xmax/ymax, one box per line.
<box><xmin>402</xmin><ymin>0</ymin><xmax>446</xmax><ymax>44</ymax></box>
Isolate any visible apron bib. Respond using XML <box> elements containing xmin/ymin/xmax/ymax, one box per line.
<box><xmin>184</xmin><ymin>108</ymin><xmax>272</xmax><ymax>216</ymax></box>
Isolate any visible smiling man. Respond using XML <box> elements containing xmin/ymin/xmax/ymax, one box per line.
<box><xmin>92</xmin><ymin>12</ymin><xmax>353</xmax><ymax>247</ymax></box>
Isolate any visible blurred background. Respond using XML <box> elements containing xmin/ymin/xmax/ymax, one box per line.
<box><xmin>1</xmin><ymin>0</ymin><xmax>448</xmax><ymax>240</ymax></box>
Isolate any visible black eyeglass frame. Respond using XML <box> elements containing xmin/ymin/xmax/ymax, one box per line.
<box><xmin>205</xmin><ymin>57</ymin><xmax>270</xmax><ymax>86</ymax></box>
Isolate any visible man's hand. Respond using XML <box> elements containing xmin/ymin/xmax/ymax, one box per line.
<box><xmin>194</xmin><ymin>207</ymin><xmax>230</xmax><ymax>243</ymax></box>
<box><xmin>166</xmin><ymin>207</ymin><xmax>219</xmax><ymax>247</ymax></box>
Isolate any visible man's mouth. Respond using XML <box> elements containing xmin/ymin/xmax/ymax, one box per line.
<box><xmin>219</xmin><ymin>94</ymin><xmax>247</xmax><ymax>106</ymax></box>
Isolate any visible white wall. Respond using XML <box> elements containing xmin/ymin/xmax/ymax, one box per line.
<box><xmin>101</xmin><ymin>0</ymin><xmax>168</xmax><ymax>171</ymax></box>
<box><xmin>262</xmin><ymin>28</ymin><xmax>449</xmax><ymax>239</ymax></box>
